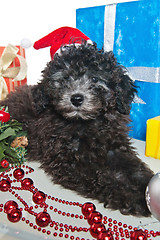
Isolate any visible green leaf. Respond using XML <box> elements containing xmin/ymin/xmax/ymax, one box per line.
<box><xmin>0</xmin><ymin>141</ymin><xmax>17</xmax><ymax>162</ymax></box>
<box><xmin>5</xmin><ymin>146</ymin><xmax>19</xmax><ymax>160</ymax></box>
<box><xmin>0</xmin><ymin>145</ymin><xmax>5</xmax><ymax>160</ymax></box>
<box><xmin>0</xmin><ymin>127</ymin><xmax>16</xmax><ymax>141</ymax></box>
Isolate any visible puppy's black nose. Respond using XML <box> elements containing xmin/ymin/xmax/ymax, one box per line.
<box><xmin>71</xmin><ymin>94</ymin><xmax>84</xmax><ymax>107</ymax></box>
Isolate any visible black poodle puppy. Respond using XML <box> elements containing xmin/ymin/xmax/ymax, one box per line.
<box><xmin>1</xmin><ymin>42</ymin><xmax>154</xmax><ymax>216</ymax></box>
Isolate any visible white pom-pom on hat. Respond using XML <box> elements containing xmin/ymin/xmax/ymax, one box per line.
<box><xmin>20</xmin><ymin>38</ymin><xmax>32</xmax><ymax>49</ymax></box>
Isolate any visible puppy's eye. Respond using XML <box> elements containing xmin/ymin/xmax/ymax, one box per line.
<box><xmin>92</xmin><ymin>77</ymin><xmax>98</xmax><ymax>83</ymax></box>
<box><xmin>64</xmin><ymin>75</ymin><xmax>69</xmax><ymax>80</ymax></box>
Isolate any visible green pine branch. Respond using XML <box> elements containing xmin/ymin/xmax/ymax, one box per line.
<box><xmin>0</xmin><ymin>106</ymin><xmax>27</xmax><ymax>172</ymax></box>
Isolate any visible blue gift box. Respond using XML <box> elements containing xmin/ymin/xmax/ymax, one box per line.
<box><xmin>76</xmin><ymin>0</ymin><xmax>160</xmax><ymax>141</ymax></box>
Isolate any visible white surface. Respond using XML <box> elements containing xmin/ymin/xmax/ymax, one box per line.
<box><xmin>0</xmin><ymin>139</ymin><xmax>160</xmax><ymax>240</ymax></box>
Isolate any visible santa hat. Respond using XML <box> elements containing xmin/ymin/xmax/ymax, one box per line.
<box><xmin>33</xmin><ymin>26</ymin><xmax>92</xmax><ymax>59</ymax></box>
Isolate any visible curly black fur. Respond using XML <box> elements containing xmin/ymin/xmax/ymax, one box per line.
<box><xmin>1</xmin><ymin>42</ymin><xmax>153</xmax><ymax>216</ymax></box>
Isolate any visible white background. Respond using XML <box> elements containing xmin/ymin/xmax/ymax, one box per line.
<box><xmin>0</xmin><ymin>0</ymin><xmax>136</xmax><ymax>85</ymax></box>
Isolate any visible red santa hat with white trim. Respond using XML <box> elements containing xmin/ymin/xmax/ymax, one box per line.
<box><xmin>33</xmin><ymin>26</ymin><xmax>92</xmax><ymax>59</ymax></box>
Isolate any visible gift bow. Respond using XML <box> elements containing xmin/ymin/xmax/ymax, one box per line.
<box><xmin>0</xmin><ymin>44</ymin><xmax>27</xmax><ymax>100</ymax></box>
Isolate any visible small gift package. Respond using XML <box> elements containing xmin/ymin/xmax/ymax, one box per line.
<box><xmin>145</xmin><ymin>116</ymin><xmax>160</xmax><ymax>159</ymax></box>
<box><xmin>76</xmin><ymin>0</ymin><xmax>160</xmax><ymax>140</ymax></box>
<box><xmin>0</xmin><ymin>44</ymin><xmax>27</xmax><ymax>100</ymax></box>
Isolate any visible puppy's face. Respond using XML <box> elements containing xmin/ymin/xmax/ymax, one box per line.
<box><xmin>41</xmin><ymin>43</ymin><xmax>136</xmax><ymax>120</ymax></box>
<box><xmin>47</xmin><ymin>70</ymin><xmax>113</xmax><ymax>120</ymax></box>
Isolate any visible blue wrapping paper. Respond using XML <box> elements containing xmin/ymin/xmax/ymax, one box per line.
<box><xmin>114</xmin><ymin>0</ymin><xmax>160</xmax><ymax>68</ymax></box>
<box><xmin>129</xmin><ymin>81</ymin><xmax>160</xmax><ymax>140</ymax></box>
<box><xmin>76</xmin><ymin>0</ymin><xmax>160</xmax><ymax>140</ymax></box>
<box><xmin>76</xmin><ymin>6</ymin><xmax>105</xmax><ymax>49</ymax></box>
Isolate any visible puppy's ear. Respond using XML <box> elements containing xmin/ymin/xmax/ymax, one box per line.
<box><xmin>31</xmin><ymin>84</ymin><xmax>50</xmax><ymax>114</ymax></box>
<box><xmin>115</xmin><ymin>74</ymin><xmax>136</xmax><ymax>115</ymax></box>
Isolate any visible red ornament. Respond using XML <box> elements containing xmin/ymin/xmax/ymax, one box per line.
<box><xmin>81</xmin><ymin>202</ymin><xmax>96</xmax><ymax>217</ymax></box>
<box><xmin>88</xmin><ymin>211</ymin><xmax>103</xmax><ymax>225</ymax></box>
<box><xmin>89</xmin><ymin>223</ymin><xmax>106</xmax><ymax>238</ymax></box>
<box><xmin>7</xmin><ymin>208</ymin><xmax>22</xmax><ymax>223</ymax></box>
<box><xmin>21</xmin><ymin>178</ymin><xmax>34</xmax><ymax>189</ymax></box>
<box><xmin>0</xmin><ymin>159</ymin><xmax>9</xmax><ymax>168</ymax></box>
<box><xmin>97</xmin><ymin>230</ymin><xmax>114</xmax><ymax>240</ymax></box>
<box><xmin>4</xmin><ymin>200</ymin><xmax>18</xmax><ymax>213</ymax></box>
<box><xmin>13</xmin><ymin>168</ymin><xmax>25</xmax><ymax>180</ymax></box>
<box><xmin>33</xmin><ymin>191</ymin><xmax>46</xmax><ymax>204</ymax></box>
<box><xmin>36</xmin><ymin>211</ymin><xmax>51</xmax><ymax>227</ymax></box>
<box><xmin>130</xmin><ymin>229</ymin><xmax>147</xmax><ymax>240</ymax></box>
<box><xmin>0</xmin><ymin>110</ymin><xmax>10</xmax><ymax>122</ymax></box>
<box><xmin>0</xmin><ymin>179</ymin><xmax>11</xmax><ymax>192</ymax></box>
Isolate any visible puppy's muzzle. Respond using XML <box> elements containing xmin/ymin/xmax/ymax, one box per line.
<box><xmin>71</xmin><ymin>94</ymin><xmax>84</xmax><ymax>107</ymax></box>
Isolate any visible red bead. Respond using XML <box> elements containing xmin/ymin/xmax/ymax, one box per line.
<box><xmin>89</xmin><ymin>223</ymin><xmax>106</xmax><ymax>238</ymax></box>
<box><xmin>7</xmin><ymin>208</ymin><xmax>22</xmax><ymax>223</ymax></box>
<box><xmin>33</xmin><ymin>191</ymin><xmax>46</xmax><ymax>204</ymax></box>
<box><xmin>88</xmin><ymin>211</ymin><xmax>103</xmax><ymax>225</ymax></box>
<box><xmin>130</xmin><ymin>230</ymin><xmax>147</xmax><ymax>240</ymax></box>
<box><xmin>0</xmin><ymin>179</ymin><xmax>11</xmax><ymax>191</ymax></box>
<box><xmin>81</xmin><ymin>202</ymin><xmax>96</xmax><ymax>217</ymax></box>
<box><xmin>4</xmin><ymin>200</ymin><xmax>18</xmax><ymax>213</ymax></box>
<box><xmin>0</xmin><ymin>110</ymin><xmax>10</xmax><ymax>122</ymax></box>
<box><xmin>13</xmin><ymin>168</ymin><xmax>25</xmax><ymax>180</ymax></box>
<box><xmin>21</xmin><ymin>178</ymin><xmax>33</xmax><ymax>189</ymax></box>
<box><xmin>0</xmin><ymin>159</ymin><xmax>9</xmax><ymax>168</ymax></box>
<box><xmin>36</xmin><ymin>212</ymin><xmax>51</xmax><ymax>227</ymax></box>
<box><xmin>97</xmin><ymin>230</ymin><xmax>114</xmax><ymax>240</ymax></box>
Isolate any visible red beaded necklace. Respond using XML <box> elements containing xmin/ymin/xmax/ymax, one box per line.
<box><xmin>0</xmin><ymin>165</ymin><xmax>160</xmax><ymax>240</ymax></box>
